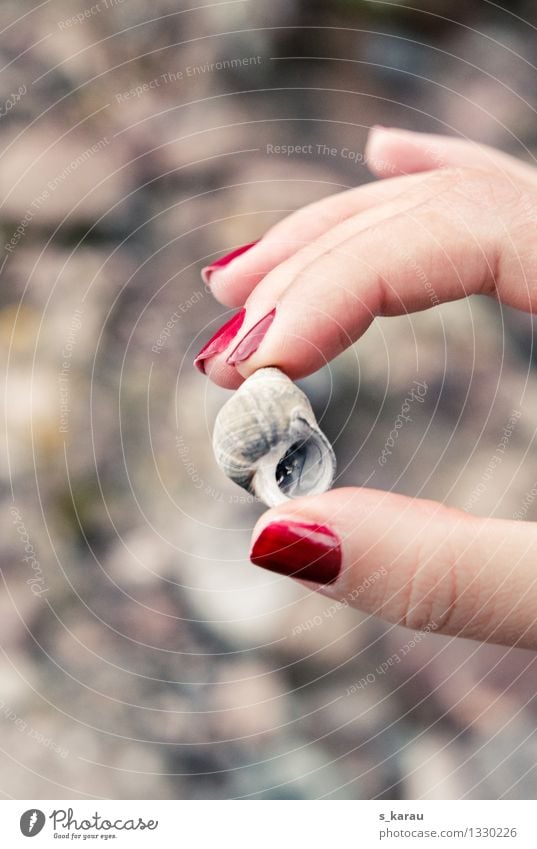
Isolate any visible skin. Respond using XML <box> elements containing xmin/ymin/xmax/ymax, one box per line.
<box><xmin>200</xmin><ymin>127</ymin><xmax>537</xmax><ymax>650</ymax></box>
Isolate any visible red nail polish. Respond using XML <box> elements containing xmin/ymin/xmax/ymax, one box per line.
<box><xmin>194</xmin><ymin>309</ymin><xmax>245</xmax><ymax>374</ymax></box>
<box><xmin>226</xmin><ymin>308</ymin><xmax>276</xmax><ymax>366</ymax></box>
<box><xmin>202</xmin><ymin>241</ymin><xmax>258</xmax><ymax>284</ymax></box>
<box><xmin>250</xmin><ymin>520</ymin><xmax>341</xmax><ymax>585</ymax></box>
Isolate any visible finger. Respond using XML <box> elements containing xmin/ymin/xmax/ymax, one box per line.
<box><xmin>198</xmin><ymin>172</ymin><xmax>446</xmax><ymax>385</ymax></box>
<box><xmin>366</xmin><ymin>126</ymin><xmax>537</xmax><ymax>186</ymax></box>
<box><xmin>249</xmin><ymin>488</ymin><xmax>537</xmax><ymax>649</ymax></box>
<box><xmin>206</xmin><ymin>172</ymin><xmax>436</xmax><ymax>308</ymax></box>
<box><xmin>214</xmin><ymin>167</ymin><xmax>535</xmax><ymax>382</ymax></box>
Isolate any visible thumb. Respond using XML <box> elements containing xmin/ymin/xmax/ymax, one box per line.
<box><xmin>250</xmin><ymin>488</ymin><xmax>537</xmax><ymax>649</ymax></box>
<box><xmin>365</xmin><ymin>126</ymin><xmax>537</xmax><ymax>186</ymax></box>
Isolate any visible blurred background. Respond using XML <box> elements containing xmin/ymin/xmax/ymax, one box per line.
<box><xmin>2</xmin><ymin>0</ymin><xmax>537</xmax><ymax>799</ymax></box>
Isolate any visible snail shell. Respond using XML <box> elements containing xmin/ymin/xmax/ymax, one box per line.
<box><xmin>212</xmin><ymin>367</ymin><xmax>336</xmax><ymax>507</ymax></box>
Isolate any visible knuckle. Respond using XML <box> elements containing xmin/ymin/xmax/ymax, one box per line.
<box><xmin>448</xmin><ymin>165</ymin><xmax>524</xmax><ymax>215</ymax></box>
<box><xmin>442</xmin><ymin>167</ymin><xmax>537</xmax><ymax>301</ymax></box>
<box><xmin>508</xmin><ymin>187</ymin><xmax>537</xmax><ymax>235</ymax></box>
<box><xmin>401</xmin><ymin>504</ymin><xmax>464</xmax><ymax>634</ymax></box>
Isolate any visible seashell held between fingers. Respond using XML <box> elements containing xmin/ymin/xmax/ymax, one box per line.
<box><xmin>212</xmin><ymin>367</ymin><xmax>336</xmax><ymax>507</ymax></box>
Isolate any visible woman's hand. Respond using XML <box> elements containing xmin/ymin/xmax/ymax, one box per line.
<box><xmin>195</xmin><ymin>127</ymin><xmax>537</xmax><ymax>650</ymax></box>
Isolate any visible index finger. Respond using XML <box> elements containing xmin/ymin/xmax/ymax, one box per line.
<box><xmin>219</xmin><ymin>167</ymin><xmax>535</xmax><ymax>382</ymax></box>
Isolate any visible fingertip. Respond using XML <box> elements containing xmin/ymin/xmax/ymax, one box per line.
<box><xmin>202</xmin><ymin>356</ymin><xmax>245</xmax><ymax>389</ymax></box>
<box><xmin>249</xmin><ymin>514</ymin><xmax>342</xmax><ymax>585</ymax></box>
<box><xmin>206</xmin><ymin>269</ymin><xmax>247</xmax><ymax>307</ymax></box>
<box><xmin>200</xmin><ymin>266</ymin><xmax>212</xmax><ymax>286</ymax></box>
<box><xmin>202</xmin><ymin>240</ymin><xmax>261</xmax><ymax>305</ymax></box>
<box><xmin>365</xmin><ymin>126</ymin><xmax>408</xmax><ymax>177</ymax></box>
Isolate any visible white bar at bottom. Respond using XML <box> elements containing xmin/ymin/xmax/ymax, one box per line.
<box><xmin>1</xmin><ymin>800</ymin><xmax>535</xmax><ymax>847</ymax></box>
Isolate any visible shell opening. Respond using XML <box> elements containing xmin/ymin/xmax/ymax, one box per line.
<box><xmin>251</xmin><ymin>428</ymin><xmax>336</xmax><ymax>506</ymax></box>
<box><xmin>275</xmin><ymin>439</ymin><xmax>324</xmax><ymax>497</ymax></box>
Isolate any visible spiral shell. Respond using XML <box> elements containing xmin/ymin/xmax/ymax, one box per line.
<box><xmin>212</xmin><ymin>367</ymin><xmax>336</xmax><ymax>507</ymax></box>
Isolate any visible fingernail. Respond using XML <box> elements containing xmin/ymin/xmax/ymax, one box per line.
<box><xmin>226</xmin><ymin>308</ymin><xmax>276</xmax><ymax>366</ymax></box>
<box><xmin>250</xmin><ymin>520</ymin><xmax>341</xmax><ymax>585</ymax></box>
<box><xmin>194</xmin><ymin>309</ymin><xmax>246</xmax><ymax>374</ymax></box>
<box><xmin>202</xmin><ymin>241</ymin><xmax>258</xmax><ymax>284</ymax></box>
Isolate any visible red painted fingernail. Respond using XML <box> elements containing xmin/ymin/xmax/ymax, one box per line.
<box><xmin>250</xmin><ymin>520</ymin><xmax>341</xmax><ymax>585</ymax></box>
<box><xmin>226</xmin><ymin>308</ymin><xmax>276</xmax><ymax>366</ymax></box>
<box><xmin>202</xmin><ymin>241</ymin><xmax>258</xmax><ymax>284</ymax></box>
<box><xmin>194</xmin><ymin>309</ymin><xmax>246</xmax><ymax>374</ymax></box>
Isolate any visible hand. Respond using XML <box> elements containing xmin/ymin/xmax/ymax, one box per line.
<box><xmin>195</xmin><ymin>127</ymin><xmax>537</xmax><ymax>650</ymax></box>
